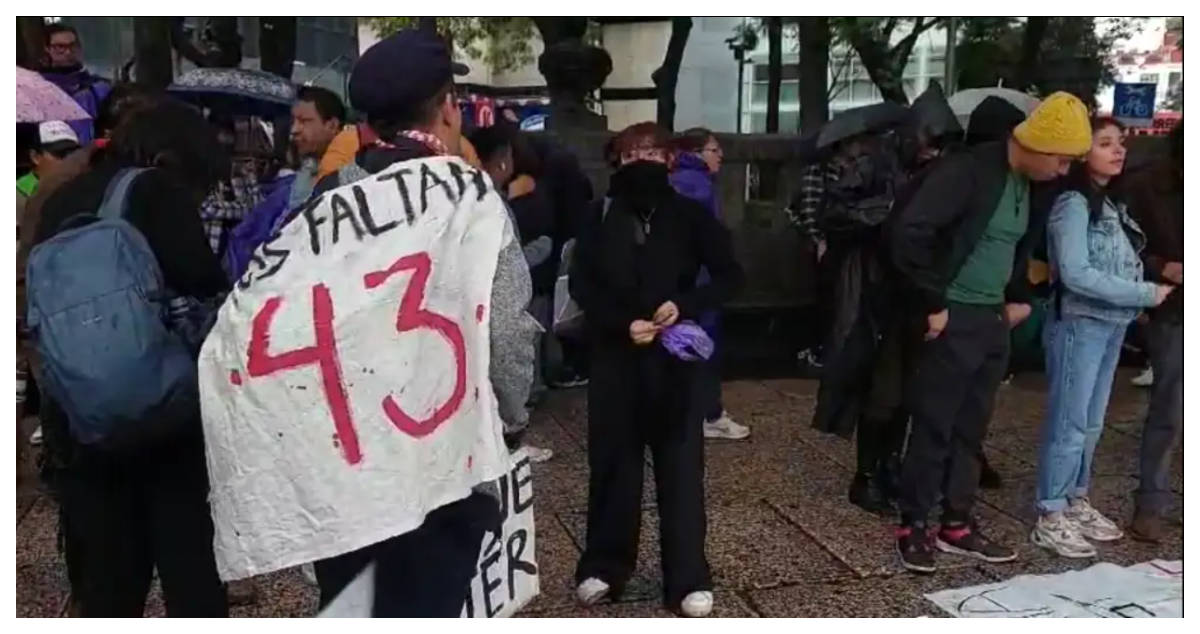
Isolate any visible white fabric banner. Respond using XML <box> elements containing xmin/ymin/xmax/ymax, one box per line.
<box><xmin>925</xmin><ymin>559</ymin><xmax>1183</xmax><ymax>618</ymax></box>
<box><xmin>318</xmin><ymin>450</ymin><xmax>540</xmax><ymax>618</ymax></box>
<box><xmin>199</xmin><ymin>156</ymin><xmax>512</xmax><ymax>581</ymax></box>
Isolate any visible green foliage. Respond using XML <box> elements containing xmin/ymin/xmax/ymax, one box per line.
<box><xmin>955</xmin><ymin>17</ymin><xmax>1149</xmax><ymax>107</ymax></box>
<box><xmin>364</xmin><ymin>17</ymin><xmax>537</xmax><ymax>74</ymax></box>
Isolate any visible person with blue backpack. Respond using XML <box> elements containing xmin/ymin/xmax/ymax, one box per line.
<box><xmin>28</xmin><ymin>99</ymin><xmax>230</xmax><ymax>617</ymax></box>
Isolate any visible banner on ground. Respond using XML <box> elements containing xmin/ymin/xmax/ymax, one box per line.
<box><xmin>318</xmin><ymin>450</ymin><xmax>540</xmax><ymax>618</ymax></box>
<box><xmin>199</xmin><ymin>156</ymin><xmax>512</xmax><ymax>581</ymax></box>
<box><xmin>925</xmin><ymin>560</ymin><xmax>1182</xmax><ymax>618</ymax></box>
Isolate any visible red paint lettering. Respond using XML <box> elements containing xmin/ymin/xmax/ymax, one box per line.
<box><xmin>247</xmin><ymin>285</ymin><xmax>361</xmax><ymax>464</ymax></box>
<box><xmin>229</xmin><ymin>370</ymin><xmax>242</xmax><ymax>385</ymax></box>
<box><xmin>363</xmin><ymin>252</ymin><xmax>467</xmax><ymax>438</ymax></box>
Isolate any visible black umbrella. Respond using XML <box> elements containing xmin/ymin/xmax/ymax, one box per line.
<box><xmin>816</xmin><ymin>101</ymin><xmax>909</xmax><ymax>149</ymax></box>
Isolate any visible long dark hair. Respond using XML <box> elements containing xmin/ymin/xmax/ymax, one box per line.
<box><xmin>1061</xmin><ymin>116</ymin><xmax>1126</xmax><ymax>224</ymax></box>
<box><xmin>108</xmin><ymin>99</ymin><xmax>229</xmax><ymax>199</ymax></box>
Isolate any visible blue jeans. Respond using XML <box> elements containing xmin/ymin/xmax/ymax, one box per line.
<box><xmin>1036</xmin><ymin>313</ymin><xmax>1128</xmax><ymax>513</ymax></box>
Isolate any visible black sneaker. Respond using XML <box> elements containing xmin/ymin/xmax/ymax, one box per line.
<box><xmin>935</xmin><ymin>523</ymin><xmax>1017</xmax><ymax>563</ymax></box>
<box><xmin>896</xmin><ymin>526</ymin><xmax>937</xmax><ymax>574</ymax></box>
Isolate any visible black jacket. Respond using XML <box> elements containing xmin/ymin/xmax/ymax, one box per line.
<box><xmin>35</xmin><ymin>164</ymin><xmax>229</xmax><ymax>299</ymax></box>
<box><xmin>570</xmin><ymin>190</ymin><xmax>744</xmax><ymax>342</ymax></box>
<box><xmin>889</xmin><ymin>141</ymin><xmax>1043</xmax><ymax>315</ymax></box>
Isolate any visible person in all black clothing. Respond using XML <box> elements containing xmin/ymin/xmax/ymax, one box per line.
<box><xmin>33</xmin><ymin>99</ymin><xmax>231</xmax><ymax>617</ymax></box>
<box><xmin>570</xmin><ymin>122</ymin><xmax>744</xmax><ymax>617</ymax></box>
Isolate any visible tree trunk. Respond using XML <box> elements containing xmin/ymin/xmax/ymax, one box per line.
<box><xmin>17</xmin><ymin>17</ymin><xmax>46</xmax><ymax>70</ymax></box>
<box><xmin>798</xmin><ymin>17</ymin><xmax>830</xmax><ymax>133</ymax></box>
<box><xmin>765</xmin><ymin>17</ymin><xmax>782</xmax><ymax>132</ymax></box>
<box><xmin>259</xmin><ymin>17</ymin><xmax>297</xmax><ymax>79</ymax></box>
<box><xmin>1014</xmin><ymin>17</ymin><xmax>1049</xmax><ymax>91</ymax></box>
<box><xmin>651</xmin><ymin>17</ymin><xmax>692</xmax><ymax>131</ymax></box>
<box><xmin>134</xmin><ymin>17</ymin><xmax>175</xmax><ymax>90</ymax></box>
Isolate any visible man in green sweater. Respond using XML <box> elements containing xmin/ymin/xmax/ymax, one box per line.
<box><xmin>888</xmin><ymin>92</ymin><xmax>1092</xmax><ymax>574</ymax></box>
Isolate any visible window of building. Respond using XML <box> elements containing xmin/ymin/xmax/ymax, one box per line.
<box><xmin>1168</xmin><ymin>71</ymin><xmax>1182</xmax><ymax>91</ymax></box>
<box><xmin>1140</xmin><ymin>73</ymin><xmax>1159</xmax><ymax>85</ymax></box>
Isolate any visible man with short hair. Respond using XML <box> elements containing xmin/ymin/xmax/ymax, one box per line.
<box><xmin>288</xmin><ymin>85</ymin><xmax>346</xmax><ymax>209</ymax></box>
<box><xmin>889</xmin><ymin>92</ymin><xmax>1092</xmax><ymax>574</ymax></box>
<box><xmin>307</xmin><ymin>30</ymin><xmax>538</xmax><ymax>617</ymax></box>
<box><xmin>40</xmin><ymin>24</ymin><xmax>111</xmax><ymax>144</ymax></box>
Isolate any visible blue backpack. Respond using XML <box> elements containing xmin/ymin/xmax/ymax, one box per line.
<box><xmin>25</xmin><ymin>168</ymin><xmax>200</xmax><ymax>450</ymax></box>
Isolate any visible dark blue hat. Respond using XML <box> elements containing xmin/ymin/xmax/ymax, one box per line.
<box><xmin>349</xmin><ymin>29</ymin><xmax>469</xmax><ymax>117</ymax></box>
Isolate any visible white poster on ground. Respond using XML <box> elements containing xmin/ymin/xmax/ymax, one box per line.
<box><xmin>318</xmin><ymin>450</ymin><xmax>540</xmax><ymax>618</ymax></box>
<box><xmin>199</xmin><ymin>156</ymin><xmax>512</xmax><ymax>581</ymax></box>
<box><xmin>925</xmin><ymin>560</ymin><xmax>1182</xmax><ymax>618</ymax></box>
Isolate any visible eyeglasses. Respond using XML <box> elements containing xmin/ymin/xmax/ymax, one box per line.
<box><xmin>48</xmin><ymin>42</ymin><xmax>79</xmax><ymax>52</ymax></box>
<box><xmin>701</xmin><ymin>146</ymin><xmax>723</xmax><ymax>157</ymax></box>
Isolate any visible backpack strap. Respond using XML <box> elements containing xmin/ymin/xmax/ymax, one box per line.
<box><xmin>97</xmin><ymin>168</ymin><xmax>151</xmax><ymax>221</ymax></box>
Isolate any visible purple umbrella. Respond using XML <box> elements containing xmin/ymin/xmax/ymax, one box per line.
<box><xmin>660</xmin><ymin>321</ymin><xmax>715</xmax><ymax>362</ymax></box>
<box><xmin>16</xmin><ymin>66</ymin><xmax>91</xmax><ymax>123</ymax></box>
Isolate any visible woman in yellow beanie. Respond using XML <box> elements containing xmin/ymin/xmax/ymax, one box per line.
<box><xmin>887</xmin><ymin>90</ymin><xmax>1093</xmax><ymax>574</ymax></box>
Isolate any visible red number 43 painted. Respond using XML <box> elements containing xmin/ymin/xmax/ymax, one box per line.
<box><xmin>244</xmin><ymin>251</ymin><xmax>468</xmax><ymax>466</ymax></box>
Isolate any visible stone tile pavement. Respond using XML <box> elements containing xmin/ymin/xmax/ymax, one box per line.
<box><xmin>15</xmin><ymin>369</ymin><xmax>1182</xmax><ymax>617</ymax></box>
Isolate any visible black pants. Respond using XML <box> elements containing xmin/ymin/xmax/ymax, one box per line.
<box><xmin>695</xmin><ymin>321</ymin><xmax>724</xmax><ymax>422</ymax></box>
<box><xmin>314</xmin><ymin>492</ymin><xmax>499</xmax><ymax>617</ymax></box>
<box><xmin>1136</xmin><ymin>317</ymin><xmax>1183</xmax><ymax>515</ymax></box>
<box><xmin>576</xmin><ymin>344</ymin><xmax>712</xmax><ymax>608</ymax></box>
<box><xmin>46</xmin><ymin>399</ymin><xmax>228</xmax><ymax>617</ymax></box>
<box><xmin>899</xmin><ymin>303</ymin><xmax>1009</xmax><ymax>526</ymax></box>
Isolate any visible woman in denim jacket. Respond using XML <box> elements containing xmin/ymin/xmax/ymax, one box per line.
<box><xmin>1031</xmin><ymin>117</ymin><xmax>1174</xmax><ymax>558</ymax></box>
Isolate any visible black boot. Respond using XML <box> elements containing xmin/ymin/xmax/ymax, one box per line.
<box><xmin>848</xmin><ymin>472</ymin><xmax>896</xmax><ymax>516</ymax></box>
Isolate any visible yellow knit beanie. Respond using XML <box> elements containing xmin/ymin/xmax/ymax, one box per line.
<box><xmin>1012</xmin><ymin>91</ymin><xmax>1092</xmax><ymax>156</ymax></box>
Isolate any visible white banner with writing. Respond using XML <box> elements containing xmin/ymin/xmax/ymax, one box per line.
<box><xmin>318</xmin><ymin>450</ymin><xmax>540</xmax><ymax>618</ymax></box>
<box><xmin>199</xmin><ymin>156</ymin><xmax>511</xmax><ymax>580</ymax></box>
<box><xmin>925</xmin><ymin>560</ymin><xmax>1182</xmax><ymax>618</ymax></box>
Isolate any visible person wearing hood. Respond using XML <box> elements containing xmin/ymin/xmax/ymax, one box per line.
<box><xmin>889</xmin><ymin>92</ymin><xmax>1092</xmax><ymax>574</ymax></box>
<box><xmin>670</xmin><ymin>128</ymin><xmax>750</xmax><ymax>441</ymax></box>
<box><xmin>39</xmin><ymin>24</ymin><xmax>111</xmax><ymax>145</ymax></box>
<box><xmin>303</xmin><ymin>30</ymin><xmax>537</xmax><ymax>617</ymax></box>
<box><xmin>570</xmin><ymin>122</ymin><xmax>743</xmax><ymax>617</ymax></box>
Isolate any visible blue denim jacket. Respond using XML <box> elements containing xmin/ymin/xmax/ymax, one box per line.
<box><xmin>1048</xmin><ymin>190</ymin><xmax>1156</xmax><ymax>323</ymax></box>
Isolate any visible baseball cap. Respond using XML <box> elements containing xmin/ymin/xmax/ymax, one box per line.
<box><xmin>37</xmin><ymin>120</ymin><xmax>81</xmax><ymax>156</ymax></box>
<box><xmin>349</xmin><ymin>29</ymin><xmax>469</xmax><ymax>118</ymax></box>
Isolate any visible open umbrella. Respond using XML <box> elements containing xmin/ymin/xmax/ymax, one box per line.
<box><xmin>948</xmin><ymin>88</ymin><xmax>1040</xmax><ymax>128</ymax></box>
<box><xmin>168</xmin><ymin>67</ymin><xmax>296</xmax><ymax>117</ymax></box>
<box><xmin>817</xmin><ymin>101</ymin><xmax>909</xmax><ymax>149</ymax></box>
<box><xmin>16</xmin><ymin>66</ymin><xmax>91</xmax><ymax>123</ymax></box>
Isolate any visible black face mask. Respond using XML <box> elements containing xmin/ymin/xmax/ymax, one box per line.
<box><xmin>609</xmin><ymin>160</ymin><xmax>671</xmax><ymax>209</ymax></box>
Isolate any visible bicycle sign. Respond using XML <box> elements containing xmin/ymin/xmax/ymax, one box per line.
<box><xmin>1114</xmin><ymin>83</ymin><xmax>1157</xmax><ymax>128</ymax></box>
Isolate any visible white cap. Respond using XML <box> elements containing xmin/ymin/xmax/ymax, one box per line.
<box><xmin>38</xmin><ymin>120</ymin><xmax>80</xmax><ymax>147</ymax></box>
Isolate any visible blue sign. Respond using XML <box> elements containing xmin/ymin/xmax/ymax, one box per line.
<box><xmin>1113</xmin><ymin>82</ymin><xmax>1157</xmax><ymax>128</ymax></box>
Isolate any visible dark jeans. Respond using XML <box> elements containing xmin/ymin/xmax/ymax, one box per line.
<box><xmin>576</xmin><ymin>344</ymin><xmax>712</xmax><ymax>608</ymax></box>
<box><xmin>314</xmin><ymin>493</ymin><xmax>499</xmax><ymax>617</ymax></box>
<box><xmin>1136</xmin><ymin>318</ymin><xmax>1183</xmax><ymax>515</ymax></box>
<box><xmin>46</xmin><ymin>398</ymin><xmax>228</xmax><ymax>617</ymax></box>
<box><xmin>900</xmin><ymin>303</ymin><xmax>1010</xmax><ymax>526</ymax></box>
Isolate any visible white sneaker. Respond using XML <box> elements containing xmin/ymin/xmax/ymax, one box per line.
<box><xmin>1065</xmin><ymin>498</ymin><xmax>1124</xmax><ymax>542</ymax></box>
<box><xmin>30</xmin><ymin>425</ymin><xmax>42</xmax><ymax>446</ymax></box>
<box><xmin>1132</xmin><ymin>367</ymin><xmax>1154</xmax><ymax>387</ymax></box>
<box><xmin>680</xmin><ymin>591</ymin><xmax>714</xmax><ymax>617</ymax></box>
<box><xmin>703</xmin><ymin>413</ymin><xmax>750</xmax><ymax>440</ymax></box>
<box><xmin>576</xmin><ymin>577</ymin><xmax>610</xmax><ymax>606</ymax></box>
<box><xmin>524</xmin><ymin>445</ymin><xmax>554</xmax><ymax>463</ymax></box>
<box><xmin>1031</xmin><ymin>512</ymin><xmax>1097</xmax><ymax>558</ymax></box>
<box><xmin>301</xmin><ymin>563</ymin><xmax>318</xmax><ymax>586</ymax></box>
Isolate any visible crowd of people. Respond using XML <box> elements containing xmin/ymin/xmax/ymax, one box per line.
<box><xmin>14</xmin><ymin>25</ymin><xmax>1182</xmax><ymax>619</ymax></box>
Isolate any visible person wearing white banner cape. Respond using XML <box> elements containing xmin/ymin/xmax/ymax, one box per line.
<box><xmin>570</xmin><ymin>122</ymin><xmax>744</xmax><ymax>617</ymax></box>
<box><xmin>205</xmin><ymin>30</ymin><xmax>537</xmax><ymax>617</ymax></box>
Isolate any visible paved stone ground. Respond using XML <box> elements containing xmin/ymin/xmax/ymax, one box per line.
<box><xmin>15</xmin><ymin>368</ymin><xmax>1182</xmax><ymax>617</ymax></box>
